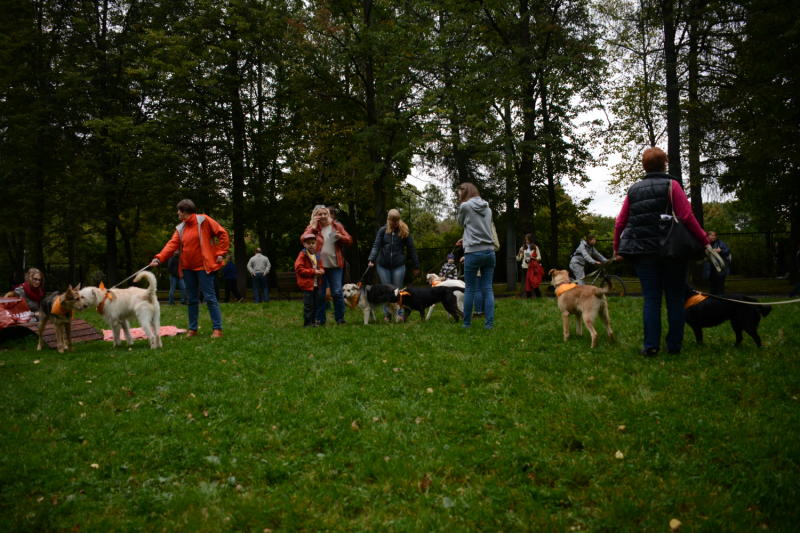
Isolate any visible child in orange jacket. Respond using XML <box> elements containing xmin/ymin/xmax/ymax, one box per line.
<box><xmin>295</xmin><ymin>233</ymin><xmax>325</xmax><ymax>326</ymax></box>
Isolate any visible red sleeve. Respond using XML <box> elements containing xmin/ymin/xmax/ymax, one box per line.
<box><xmin>671</xmin><ymin>181</ymin><xmax>710</xmax><ymax>246</ymax></box>
<box><xmin>155</xmin><ymin>231</ymin><xmax>181</xmax><ymax>263</ymax></box>
<box><xmin>613</xmin><ymin>196</ymin><xmax>630</xmax><ymax>253</ymax></box>
<box><xmin>334</xmin><ymin>222</ymin><xmax>353</xmax><ymax>247</ymax></box>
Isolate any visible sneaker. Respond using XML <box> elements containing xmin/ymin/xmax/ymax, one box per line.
<box><xmin>639</xmin><ymin>347</ymin><xmax>658</xmax><ymax>357</ymax></box>
<box><xmin>336</xmin><ymin>320</ymin><xmax>346</xmax><ymax>325</ymax></box>
<box><xmin>211</xmin><ymin>329</ymin><xmax>223</xmax><ymax>338</ymax></box>
<box><xmin>186</xmin><ymin>330</ymin><xmax>198</xmax><ymax>338</ymax></box>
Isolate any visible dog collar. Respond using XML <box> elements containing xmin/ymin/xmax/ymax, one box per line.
<box><xmin>97</xmin><ymin>290</ymin><xmax>115</xmax><ymax>314</ymax></box>
<box><xmin>684</xmin><ymin>293</ymin><xmax>708</xmax><ymax>309</ymax></box>
<box><xmin>555</xmin><ymin>283</ymin><xmax>578</xmax><ymax>297</ymax></box>
<box><xmin>50</xmin><ymin>295</ymin><xmax>74</xmax><ymax>318</ymax></box>
<box><xmin>398</xmin><ymin>290</ymin><xmax>411</xmax><ymax>307</ymax></box>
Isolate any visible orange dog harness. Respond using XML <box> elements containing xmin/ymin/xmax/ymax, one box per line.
<box><xmin>50</xmin><ymin>295</ymin><xmax>74</xmax><ymax>318</ymax></box>
<box><xmin>684</xmin><ymin>293</ymin><xmax>708</xmax><ymax>309</ymax></box>
<box><xmin>555</xmin><ymin>283</ymin><xmax>578</xmax><ymax>297</ymax></box>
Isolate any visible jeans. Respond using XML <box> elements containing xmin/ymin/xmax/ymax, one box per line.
<box><xmin>316</xmin><ymin>267</ymin><xmax>345</xmax><ymax>324</ymax></box>
<box><xmin>376</xmin><ymin>264</ymin><xmax>406</xmax><ymax>317</ymax></box>
<box><xmin>182</xmin><ymin>269</ymin><xmax>223</xmax><ymax>331</ymax></box>
<box><xmin>463</xmin><ymin>250</ymin><xmax>496</xmax><ymax>328</ymax></box>
<box><xmin>168</xmin><ymin>275</ymin><xmax>186</xmax><ymax>304</ymax></box>
<box><xmin>633</xmin><ymin>255</ymin><xmax>688</xmax><ymax>352</ymax></box>
<box><xmin>252</xmin><ymin>273</ymin><xmax>269</xmax><ymax>302</ymax></box>
<box><xmin>302</xmin><ymin>290</ymin><xmax>318</xmax><ymax>326</ymax></box>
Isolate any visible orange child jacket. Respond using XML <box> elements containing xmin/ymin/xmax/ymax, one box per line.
<box><xmin>155</xmin><ymin>214</ymin><xmax>230</xmax><ymax>276</ymax></box>
<box><xmin>294</xmin><ymin>249</ymin><xmax>324</xmax><ymax>292</ymax></box>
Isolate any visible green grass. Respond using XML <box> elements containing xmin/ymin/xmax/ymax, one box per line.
<box><xmin>1</xmin><ymin>296</ymin><xmax>799</xmax><ymax>531</ymax></box>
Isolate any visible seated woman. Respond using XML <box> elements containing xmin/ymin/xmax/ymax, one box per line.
<box><xmin>9</xmin><ymin>268</ymin><xmax>45</xmax><ymax>316</ymax></box>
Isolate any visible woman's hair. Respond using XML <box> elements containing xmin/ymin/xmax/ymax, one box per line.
<box><xmin>177</xmin><ymin>199</ymin><xmax>196</xmax><ymax>214</ymax></box>
<box><xmin>642</xmin><ymin>147</ymin><xmax>668</xmax><ymax>172</ymax></box>
<box><xmin>309</xmin><ymin>205</ymin><xmax>330</xmax><ymax>227</ymax></box>
<box><xmin>524</xmin><ymin>233</ymin><xmax>535</xmax><ymax>245</ymax></box>
<box><xmin>25</xmin><ymin>268</ymin><xmax>43</xmax><ymax>284</ymax></box>
<box><xmin>456</xmin><ymin>182</ymin><xmax>480</xmax><ymax>203</ymax></box>
<box><xmin>385</xmin><ymin>209</ymin><xmax>409</xmax><ymax>239</ymax></box>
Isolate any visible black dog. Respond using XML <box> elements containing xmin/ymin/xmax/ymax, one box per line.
<box><xmin>400</xmin><ymin>285</ymin><xmax>463</xmax><ymax>322</ymax></box>
<box><xmin>684</xmin><ymin>292</ymin><xmax>772</xmax><ymax>347</ymax></box>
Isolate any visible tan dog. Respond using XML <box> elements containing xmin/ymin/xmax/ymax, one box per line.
<box><xmin>78</xmin><ymin>271</ymin><xmax>162</xmax><ymax>349</ymax></box>
<box><xmin>37</xmin><ymin>285</ymin><xmax>82</xmax><ymax>353</ymax></box>
<box><xmin>549</xmin><ymin>269</ymin><xmax>614</xmax><ymax>348</ymax></box>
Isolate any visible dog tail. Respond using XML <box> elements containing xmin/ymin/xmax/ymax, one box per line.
<box><xmin>134</xmin><ymin>270</ymin><xmax>159</xmax><ymax>304</ymax></box>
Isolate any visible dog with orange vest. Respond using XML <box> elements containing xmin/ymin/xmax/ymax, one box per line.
<box><xmin>549</xmin><ymin>269</ymin><xmax>614</xmax><ymax>348</ymax></box>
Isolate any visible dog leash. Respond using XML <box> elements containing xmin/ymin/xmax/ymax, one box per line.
<box><xmin>692</xmin><ymin>291</ymin><xmax>800</xmax><ymax>306</ymax></box>
<box><xmin>110</xmin><ymin>264</ymin><xmax>152</xmax><ymax>290</ymax></box>
<box><xmin>357</xmin><ymin>264</ymin><xmax>373</xmax><ymax>287</ymax></box>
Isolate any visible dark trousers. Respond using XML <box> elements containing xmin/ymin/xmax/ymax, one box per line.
<box><xmin>303</xmin><ymin>290</ymin><xmax>318</xmax><ymax>326</ymax></box>
<box><xmin>224</xmin><ymin>279</ymin><xmax>241</xmax><ymax>302</ymax></box>
<box><xmin>633</xmin><ymin>255</ymin><xmax>689</xmax><ymax>353</ymax></box>
<box><xmin>708</xmin><ymin>272</ymin><xmax>726</xmax><ymax>295</ymax></box>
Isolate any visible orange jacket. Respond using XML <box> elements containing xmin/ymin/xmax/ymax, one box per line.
<box><xmin>294</xmin><ymin>249</ymin><xmax>324</xmax><ymax>291</ymax></box>
<box><xmin>155</xmin><ymin>214</ymin><xmax>230</xmax><ymax>275</ymax></box>
<box><xmin>302</xmin><ymin>221</ymin><xmax>352</xmax><ymax>269</ymax></box>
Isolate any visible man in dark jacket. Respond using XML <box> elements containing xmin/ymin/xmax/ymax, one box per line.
<box><xmin>704</xmin><ymin>231</ymin><xmax>731</xmax><ymax>294</ymax></box>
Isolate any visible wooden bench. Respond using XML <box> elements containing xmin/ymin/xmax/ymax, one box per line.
<box><xmin>275</xmin><ymin>271</ymin><xmax>298</xmax><ymax>300</ymax></box>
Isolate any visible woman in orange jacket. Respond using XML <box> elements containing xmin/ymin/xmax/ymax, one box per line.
<box><xmin>151</xmin><ymin>199</ymin><xmax>230</xmax><ymax>338</ymax></box>
<box><xmin>302</xmin><ymin>204</ymin><xmax>353</xmax><ymax>325</ymax></box>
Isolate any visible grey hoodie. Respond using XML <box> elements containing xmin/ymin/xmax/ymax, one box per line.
<box><xmin>458</xmin><ymin>197</ymin><xmax>495</xmax><ymax>253</ymax></box>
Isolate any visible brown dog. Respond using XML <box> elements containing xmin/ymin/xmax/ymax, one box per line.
<box><xmin>549</xmin><ymin>269</ymin><xmax>613</xmax><ymax>348</ymax></box>
<box><xmin>37</xmin><ymin>285</ymin><xmax>82</xmax><ymax>353</ymax></box>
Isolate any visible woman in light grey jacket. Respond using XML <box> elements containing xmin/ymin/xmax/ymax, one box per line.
<box><xmin>455</xmin><ymin>182</ymin><xmax>495</xmax><ymax>329</ymax></box>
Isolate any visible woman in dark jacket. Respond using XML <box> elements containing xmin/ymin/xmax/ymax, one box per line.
<box><xmin>368</xmin><ymin>209</ymin><xmax>420</xmax><ymax>287</ymax></box>
<box><xmin>613</xmin><ymin>147</ymin><xmax>710</xmax><ymax>356</ymax></box>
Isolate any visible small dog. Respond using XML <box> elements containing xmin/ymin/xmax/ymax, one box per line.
<box><xmin>37</xmin><ymin>284</ymin><xmax>83</xmax><ymax>353</ymax></box>
<box><xmin>79</xmin><ymin>271</ymin><xmax>162</xmax><ymax>349</ymax></box>
<box><xmin>684</xmin><ymin>292</ymin><xmax>772</xmax><ymax>347</ymax></box>
<box><xmin>425</xmin><ymin>273</ymin><xmax>465</xmax><ymax>319</ymax></box>
<box><xmin>549</xmin><ymin>269</ymin><xmax>614</xmax><ymax>348</ymax></box>
<box><xmin>342</xmin><ymin>283</ymin><xmax>402</xmax><ymax>324</ymax></box>
<box><xmin>400</xmin><ymin>285</ymin><xmax>463</xmax><ymax>322</ymax></box>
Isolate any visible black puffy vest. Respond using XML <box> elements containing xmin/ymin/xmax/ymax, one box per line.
<box><xmin>618</xmin><ymin>174</ymin><xmax>675</xmax><ymax>256</ymax></box>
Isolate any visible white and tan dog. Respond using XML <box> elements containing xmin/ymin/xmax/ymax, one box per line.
<box><xmin>342</xmin><ymin>283</ymin><xmax>402</xmax><ymax>324</ymax></box>
<box><xmin>79</xmin><ymin>270</ymin><xmax>162</xmax><ymax>349</ymax></box>
<box><xmin>549</xmin><ymin>269</ymin><xmax>614</xmax><ymax>348</ymax></box>
<box><xmin>425</xmin><ymin>273</ymin><xmax>465</xmax><ymax>320</ymax></box>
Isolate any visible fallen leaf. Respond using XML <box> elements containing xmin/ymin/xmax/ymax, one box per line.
<box><xmin>418</xmin><ymin>473</ymin><xmax>432</xmax><ymax>493</ymax></box>
<box><xmin>372</xmin><ymin>416</ymin><xmax>380</xmax><ymax>422</ymax></box>
<box><xmin>393</xmin><ymin>367</ymin><xmax>401</xmax><ymax>372</ymax></box>
<box><xmin>415</xmin><ymin>417</ymin><xmax>423</xmax><ymax>424</ymax></box>
<box><xmin>90</xmin><ymin>463</ymin><xmax>99</xmax><ymax>469</ymax></box>
<box><xmin>615</xmin><ymin>450</ymin><xmax>624</xmax><ymax>460</ymax></box>
<box><xmin>203</xmin><ymin>410</ymin><xmax>209</xmax><ymax>417</ymax></box>
<box><xmin>669</xmin><ymin>518</ymin><xmax>682</xmax><ymax>531</ymax></box>
<box><xmin>350</xmin><ymin>420</ymin><xmax>360</xmax><ymax>430</ymax></box>
<box><xmin>33</xmin><ymin>360</ymin><xmax>41</xmax><ymax>365</ymax></box>
<box><xmin>617</xmin><ymin>425</ymin><xmax>626</xmax><ymax>432</ymax></box>
<box><xmin>426</xmin><ymin>387</ymin><xmax>434</xmax><ymax>393</ymax></box>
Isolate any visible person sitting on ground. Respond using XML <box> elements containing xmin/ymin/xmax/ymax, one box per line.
<box><xmin>8</xmin><ymin>268</ymin><xmax>45</xmax><ymax>315</ymax></box>
<box><xmin>569</xmin><ymin>234</ymin><xmax>608</xmax><ymax>285</ymax></box>
<box><xmin>439</xmin><ymin>253</ymin><xmax>458</xmax><ymax>280</ymax></box>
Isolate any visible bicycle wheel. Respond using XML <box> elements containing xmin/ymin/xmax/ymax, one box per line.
<box><xmin>592</xmin><ymin>274</ymin><xmax>626</xmax><ymax>297</ymax></box>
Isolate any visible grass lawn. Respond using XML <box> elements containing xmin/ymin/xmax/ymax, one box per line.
<box><xmin>1</xmin><ymin>295</ymin><xmax>799</xmax><ymax>531</ymax></box>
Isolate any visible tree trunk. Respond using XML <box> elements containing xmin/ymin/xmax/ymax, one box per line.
<box><xmin>686</xmin><ymin>0</ymin><xmax>706</xmax><ymax>226</ymax></box>
<box><xmin>501</xmin><ymin>100</ymin><xmax>517</xmax><ymax>291</ymax></box>
<box><xmin>540</xmin><ymin>74</ymin><xmax>559</xmax><ymax>266</ymax></box>
<box><xmin>662</xmin><ymin>0</ymin><xmax>682</xmax><ymax>180</ymax></box>
<box><xmin>516</xmin><ymin>0</ymin><xmax>535</xmax><ymax>227</ymax></box>
<box><xmin>227</xmin><ymin>55</ymin><xmax>249</xmax><ymax>298</ymax></box>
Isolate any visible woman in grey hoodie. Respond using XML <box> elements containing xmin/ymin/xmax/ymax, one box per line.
<box><xmin>455</xmin><ymin>182</ymin><xmax>496</xmax><ymax>329</ymax></box>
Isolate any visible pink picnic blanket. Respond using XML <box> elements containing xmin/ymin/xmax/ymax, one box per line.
<box><xmin>102</xmin><ymin>326</ymin><xmax>186</xmax><ymax>342</ymax></box>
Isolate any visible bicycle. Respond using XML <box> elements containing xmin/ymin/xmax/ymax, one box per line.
<box><xmin>579</xmin><ymin>262</ymin><xmax>627</xmax><ymax>297</ymax></box>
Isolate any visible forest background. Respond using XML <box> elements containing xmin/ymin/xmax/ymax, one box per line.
<box><xmin>1</xmin><ymin>0</ymin><xmax>798</xmax><ymax>293</ymax></box>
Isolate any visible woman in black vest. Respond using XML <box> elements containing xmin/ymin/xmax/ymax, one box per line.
<box><xmin>613</xmin><ymin>147</ymin><xmax>710</xmax><ymax>356</ymax></box>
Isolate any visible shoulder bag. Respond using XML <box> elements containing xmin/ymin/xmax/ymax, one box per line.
<box><xmin>659</xmin><ymin>182</ymin><xmax>705</xmax><ymax>261</ymax></box>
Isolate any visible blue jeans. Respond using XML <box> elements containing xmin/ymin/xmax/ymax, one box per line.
<box><xmin>182</xmin><ymin>269</ymin><xmax>223</xmax><ymax>331</ymax></box>
<box><xmin>633</xmin><ymin>255</ymin><xmax>688</xmax><ymax>352</ymax></box>
<box><xmin>376</xmin><ymin>264</ymin><xmax>406</xmax><ymax>318</ymax></box>
<box><xmin>316</xmin><ymin>267</ymin><xmax>345</xmax><ymax>324</ymax></box>
<box><xmin>168</xmin><ymin>275</ymin><xmax>186</xmax><ymax>304</ymax></box>
<box><xmin>463</xmin><ymin>250</ymin><xmax>496</xmax><ymax>328</ymax></box>
<box><xmin>252</xmin><ymin>273</ymin><xmax>269</xmax><ymax>302</ymax></box>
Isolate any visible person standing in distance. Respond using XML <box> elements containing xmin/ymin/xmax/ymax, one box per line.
<box><xmin>247</xmin><ymin>247</ymin><xmax>271</xmax><ymax>303</ymax></box>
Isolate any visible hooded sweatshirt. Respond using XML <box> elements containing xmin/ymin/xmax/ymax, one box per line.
<box><xmin>458</xmin><ymin>197</ymin><xmax>495</xmax><ymax>253</ymax></box>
